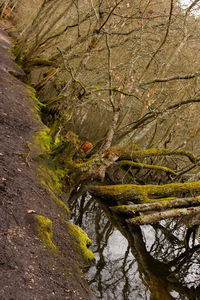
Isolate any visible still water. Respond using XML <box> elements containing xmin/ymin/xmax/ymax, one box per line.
<box><xmin>70</xmin><ymin>193</ymin><xmax>200</xmax><ymax>300</ymax></box>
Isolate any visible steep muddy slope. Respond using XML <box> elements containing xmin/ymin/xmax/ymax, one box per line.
<box><xmin>0</xmin><ymin>22</ymin><xmax>96</xmax><ymax>300</ymax></box>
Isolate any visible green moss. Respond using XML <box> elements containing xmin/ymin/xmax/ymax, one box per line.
<box><xmin>27</xmin><ymin>85</ymin><xmax>46</xmax><ymax>109</ymax></box>
<box><xmin>9</xmin><ymin>41</ymin><xmax>21</xmax><ymax>60</ymax></box>
<box><xmin>33</xmin><ymin>214</ymin><xmax>58</xmax><ymax>254</ymax></box>
<box><xmin>129</xmin><ymin>215</ymin><xmax>145</xmax><ymax>225</ymax></box>
<box><xmin>65</xmin><ymin>221</ymin><xmax>95</xmax><ymax>265</ymax></box>
<box><xmin>121</xmin><ymin>147</ymin><xmax>197</xmax><ymax>164</ymax></box>
<box><xmin>53</xmin><ymin>194</ymin><xmax>70</xmax><ymax>216</ymax></box>
<box><xmin>89</xmin><ymin>181</ymin><xmax>200</xmax><ymax>204</ymax></box>
<box><xmin>32</xmin><ymin>126</ymin><xmax>71</xmax><ymax>219</ymax></box>
<box><xmin>148</xmin><ymin>197</ymin><xmax>176</xmax><ymax>203</ymax></box>
<box><xmin>14</xmin><ymin>61</ymin><xmax>24</xmax><ymax>72</ymax></box>
<box><xmin>118</xmin><ymin>160</ymin><xmax>176</xmax><ymax>175</ymax></box>
<box><xmin>38</xmin><ymin>166</ymin><xmax>70</xmax><ymax>218</ymax></box>
<box><xmin>34</xmin><ymin>129</ymin><xmax>53</xmax><ymax>152</ymax></box>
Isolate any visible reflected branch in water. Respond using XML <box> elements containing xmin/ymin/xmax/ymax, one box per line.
<box><xmin>69</xmin><ymin>190</ymin><xmax>200</xmax><ymax>299</ymax></box>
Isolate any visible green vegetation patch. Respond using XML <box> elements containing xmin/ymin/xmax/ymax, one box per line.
<box><xmin>65</xmin><ymin>221</ymin><xmax>95</xmax><ymax>265</ymax></box>
<box><xmin>32</xmin><ymin>214</ymin><xmax>58</xmax><ymax>255</ymax></box>
<box><xmin>27</xmin><ymin>85</ymin><xmax>46</xmax><ymax>110</ymax></box>
<box><xmin>32</xmin><ymin>125</ymin><xmax>70</xmax><ymax>219</ymax></box>
<box><xmin>38</xmin><ymin>165</ymin><xmax>70</xmax><ymax>219</ymax></box>
<box><xmin>34</xmin><ymin>128</ymin><xmax>52</xmax><ymax>152</ymax></box>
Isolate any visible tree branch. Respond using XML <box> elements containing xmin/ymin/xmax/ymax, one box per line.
<box><xmin>88</xmin><ymin>181</ymin><xmax>200</xmax><ymax>204</ymax></box>
<box><xmin>111</xmin><ymin>196</ymin><xmax>200</xmax><ymax>216</ymax></box>
<box><xmin>140</xmin><ymin>72</ymin><xmax>200</xmax><ymax>87</ymax></box>
<box><xmin>139</xmin><ymin>0</ymin><xmax>174</xmax><ymax>82</ymax></box>
<box><xmin>118</xmin><ymin>160</ymin><xmax>176</xmax><ymax>175</ymax></box>
<box><xmin>127</xmin><ymin>206</ymin><xmax>200</xmax><ymax>225</ymax></box>
<box><xmin>97</xmin><ymin>0</ymin><xmax>124</xmax><ymax>33</ymax></box>
<box><xmin>119</xmin><ymin>148</ymin><xmax>198</xmax><ymax>164</ymax></box>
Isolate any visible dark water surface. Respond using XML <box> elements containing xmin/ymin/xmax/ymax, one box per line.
<box><xmin>70</xmin><ymin>193</ymin><xmax>200</xmax><ymax>300</ymax></box>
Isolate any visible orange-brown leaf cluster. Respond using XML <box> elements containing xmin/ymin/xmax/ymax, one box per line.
<box><xmin>80</xmin><ymin>142</ymin><xmax>93</xmax><ymax>153</ymax></box>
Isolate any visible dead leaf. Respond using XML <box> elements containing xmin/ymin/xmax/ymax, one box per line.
<box><xmin>27</xmin><ymin>210</ymin><xmax>36</xmax><ymax>214</ymax></box>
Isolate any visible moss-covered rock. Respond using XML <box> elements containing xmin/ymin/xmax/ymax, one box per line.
<box><xmin>65</xmin><ymin>221</ymin><xmax>95</xmax><ymax>266</ymax></box>
<box><xmin>28</xmin><ymin>213</ymin><xmax>58</xmax><ymax>254</ymax></box>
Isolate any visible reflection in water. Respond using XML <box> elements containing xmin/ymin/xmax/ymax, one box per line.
<box><xmin>69</xmin><ymin>193</ymin><xmax>200</xmax><ymax>300</ymax></box>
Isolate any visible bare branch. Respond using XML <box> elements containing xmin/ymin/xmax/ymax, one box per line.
<box><xmin>139</xmin><ymin>0</ymin><xmax>174</xmax><ymax>82</ymax></box>
<box><xmin>38</xmin><ymin>13</ymin><xmax>92</xmax><ymax>48</ymax></box>
<box><xmin>140</xmin><ymin>72</ymin><xmax>200</xmax><ymax>87</ymax></box>
<box><xmin>119</xmin><ymin>96</ymin><xmax>200</xmax><ymax>141</ymax></box>
<box><xmin>105</xmin><ymin>34</ymin><xmax>114</xmax><ymax>109</ymax></box>
<box><xmin>90</xmin><ymin>86</ymin><xmax>139</xmax><ymax>99</ymax></box>
<box><xmin>97</xmin><ymin>0</ymin><xmax>124</xmax><ymax>33</ymax></box>
<box><xmin>111</xmin><ymin>196</ymin><xmax>200</xmax><ymax>216</ymax></box>
<box><xmin>127</xmin><ymin>206</ymin><xmax>200</xmax><ymax>225</ymax></box>
<box><xmin>167</xmin><ymin>97</ymin><xmax>200</xmax><ymax>110</ymax></box>
<box><xmin>73</xmin><ymin>0</ymin><xmax>80</xmax><ymax>37</ymax></box>
<box><xmin>118</xmin><ymin>160</ymin><xmax>176</xmax><ymax>175</ymax></box>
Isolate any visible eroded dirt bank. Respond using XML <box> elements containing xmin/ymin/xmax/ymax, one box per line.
<box><xmin>0</xmin><ymin>22</ymin><xmax>96</xmax><ymax>300</ymax></box>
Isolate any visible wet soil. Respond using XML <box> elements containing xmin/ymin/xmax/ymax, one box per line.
<box><xmin>0</xmin><ymin>22</ymin><xmax>96</xmax><ymax>300</ymax></box>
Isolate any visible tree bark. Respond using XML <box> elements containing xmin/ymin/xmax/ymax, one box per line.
<box><xmin>110</xmin><ymin>196</ymin><xmax>200</xmax><ymax>217</ymax></box>
<box><xmin>127</xmin><ymin>206</ymin><xmax>200</xmax><ymax>225</ymax></box>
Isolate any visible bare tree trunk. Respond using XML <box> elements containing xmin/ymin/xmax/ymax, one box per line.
<box><xmin>100</xmin><ymin>108</ymin><xmax>120</xmax><ymax>154</ymax></box>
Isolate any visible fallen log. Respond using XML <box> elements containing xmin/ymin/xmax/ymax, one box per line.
<box><xmin>126</xmin><ymin>206</ymin><xmax>200</xmax><ymax>225</ymax></box>
<box><xmin>110</xmin><ymin>196</ymin><xmax>200</xmax><ymax>217</ymax></box>
<box><xmin>88</xmin><ymin>181</ymin><xmax>200</xmax><ymax>204</ymax></box>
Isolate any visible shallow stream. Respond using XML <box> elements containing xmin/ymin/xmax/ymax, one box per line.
<box><xmin>70</xmin><ymin>193</ymin><xmax>200</xmax><ymax>300</ymax></box>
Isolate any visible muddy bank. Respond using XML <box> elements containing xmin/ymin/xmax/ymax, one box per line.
<box><xmin>0</xmin><ymin>22</ymin><xmax>96</xmax><ymax>300</ymax></box>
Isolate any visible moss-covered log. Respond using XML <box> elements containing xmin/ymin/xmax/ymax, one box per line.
<box><xmin>88</xmin><ymin>181</ymin><xmax>200</xmax><ymax>204</ymax></box>
<box><xmin>110</xmin><ymin>196</ymin><xmax>200</xmax><ymax>217</ymax></box>
<box><xmin>127</xmin><ymin>206</ymin><xmax>200</xmax><ymax>225</ymax></box>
